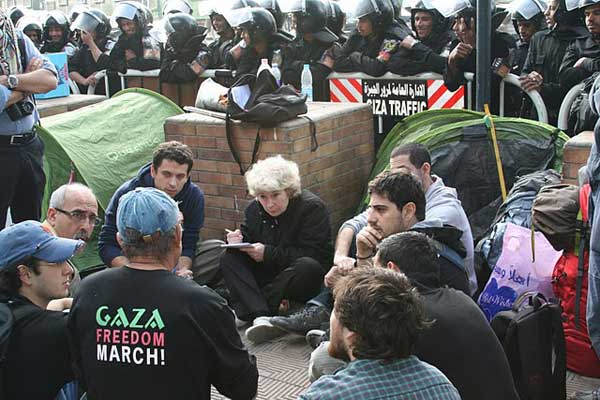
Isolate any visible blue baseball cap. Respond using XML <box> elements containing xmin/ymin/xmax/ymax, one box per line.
<box><xmin>0</xmin><ymin>220</ymin><xmax>85</xmax><ymax>269</ymax></box>
<box><xmin>117</xmin><ymin>187</ymin><xmax>180</xmax><ymax>244</ymax></box>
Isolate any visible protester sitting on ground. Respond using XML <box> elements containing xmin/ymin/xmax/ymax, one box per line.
<box><xmin>220</xmin><ymin>155</ymin><xmax>333</xmax><ymax>344</ymax></box>
<box><xmin>521</xmin><ymin>0</ymin><xmax>586</xmax><ymax>125</ymax></box>
<box><xmin>0</xmin><ymin>220</ymin><xmax>84</xmax><ymax>399</ymax></box>
<box><xmin>69</xmin><ymin>187</ymin><xmax>259</xmax><ymax>399</ymax></box>
<box><xmin>108</xmin><ymin>0</ymin><xmax>161</xmax><ymax>73</ymax></box>
<box><xmin>307</xmin><ymin>232</ymin><xmax>520</xmax><ymax>400</ymax></box>
<box><xmin>99</xmin><ymin>141</ymin><xmax>204</xmax><ymax>278</ymax></box>
<box><xmin>333</xmin><ymin>0</ymin><xmax>411</xmax><ymax>76</ymax></box>
<box><xmin>269</xmin><ymin>145</ymin><xmax>474</xmax><ymax>337</ymax></box>
<box><xmin>298</xmin><ymin>267</ymin><xmax>461</xmax><ymax>400</ymax></box>
<box><xmin>280</xmin><ymin>0</ymin><xmax>340</xmax><ymax>101</ymax></box>
<box><xmin>40</xmin><ymin>11</ymin><xmax>77</xmax><ymax>57</ymax></box>
<box><xmin>16</xmin><ymin>16</ymin><xmax>42</xmax><ymax>49</ymax></box>
<box><xmin>387</xmin><ymin>1</ymin><xmax>453</xmax><ymax>75</ymax></box>
<box><xmin>69</xmin><ymin>8</ymin><xmax>116</xmax><ymax>95</ymax></box>
<box><xmin>43</xmin><ymin>182</ymin><xmax>99</xmax><ymax>294</ymax></box>
<box><xmin>159</xmin><ymin>13</ymin><xmax>210</xmax><ymax>83</ymax></box>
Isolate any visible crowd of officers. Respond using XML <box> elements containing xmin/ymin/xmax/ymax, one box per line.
<box><xmin>7</xmin><ymin>0</ymin><xmax>600</xmax><ymax>127</ymax></box>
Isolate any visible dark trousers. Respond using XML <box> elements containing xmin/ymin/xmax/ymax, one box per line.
<box><xmin>220</xmin><ymin>250</ymin><xmax>325</xmax><ymax>321</ymax></box>
<box><xmin>0</xmin><ymin>135</ymin><xmax>45</xmax><ymax>228</ymax></box>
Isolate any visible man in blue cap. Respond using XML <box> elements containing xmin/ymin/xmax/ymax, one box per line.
<box><xmin>69</xmin><ymin>187</ymin><xmax>258</xmax><ymax>400</ymax></box>
<box><xmin>0</xmin><ymin>220</ymin><xmax>84</xmax><ymax>399</ymax></box>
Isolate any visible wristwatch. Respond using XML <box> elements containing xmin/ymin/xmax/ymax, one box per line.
<box><xmin>7</xmin><ymin>75</ymin><xmax>18</xmax><ymax>89</ymax></box>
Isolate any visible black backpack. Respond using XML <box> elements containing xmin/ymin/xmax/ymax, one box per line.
<box><xmin>491</xmin><ymin>292</ymin><xmax>566</xmax><ymax>400</ymax></box>
<box><xmin>225</xmin><ymin>70</ymin><xmax>311</xmax><ymax>174</ymax></box>
<box><xmin>0</xmin><ymin>301</ymin><xmax>14</xmax><ymax>396</ymax></box>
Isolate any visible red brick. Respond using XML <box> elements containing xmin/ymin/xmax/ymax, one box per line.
<box><xmin>221</xmin><ymin>208</ymin><xmax>245</xmax><ymax>222</ymax></box>
<box><xmin>314</xmin><ymin>141</ymin><xmax>339</xmax><ymax>159</ymax></box>
<box><xmin>199</xmin><ymin>183</ymin><xmax>220</xmax><ymax>196</ymax></box>
<box><xmin>165</xmin><ymin>122</ymin><xmax>195</xmax><ymax>136</ymax></box>
<box><xmin>193</xmin><ymin>159</ymin><xmax>218</xmax><ymax>172</ymax></box>
<box><xmin>293</xmin><ymin>137</ymin><xmax>312</xmax><ymax>153</ymax></box>
<box><xmin>216</xmin><ymin>137</ymin><xmax>257</xmax><ymax>152</ymax></box>
<box><xmin>563</xmin><ymin>147</ymin><xmax>592</xmax><ymax>165</ymax></box>
<box><xmin>260</xmin><ymin>141</ymin><xmax>293</xmax><ymax>154</ymax></box>
<box><xmin>218</xmin><ymin>185</ymin><xmax>250</xmax><ymax>198</ymax></box>
<box><xmin>204</xmin><ymin>207</ymin><xmax>221</xmax><ymax>219</ymax></box>
<box><xmin>197</xmin><ymin>171</ymin><xmax>232</xmax><ymax>185</ymax></box>
<box><xmin>200</xmin><ymin>227</ymin><xmax>222</xmax><ymax>240</ymax></box>
<box><xmin>204</xmin><ymin>217</ymin><xmax>237</xmax><ymax>231</ymax></box>
<box><xmin>195</xmin><ymin>125</ymin><xmax>226</xmax><ymax>138</ymax></box>
<box><xmin>197</xmin><ymin>149</ymin><xmax>235</xmax><ymax>162</ymax></box>
<box><xmin>205</xmin><ymin>195</ymin><xmax>234</xmax><ymax>209</ymax></box>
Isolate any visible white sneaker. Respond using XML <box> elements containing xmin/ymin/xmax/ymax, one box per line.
<box><xmin>245</xmin><ymin>316</ymin><xmax>286</xmax><ymax>344</ymax></box>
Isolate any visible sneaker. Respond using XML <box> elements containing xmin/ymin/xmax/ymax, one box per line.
<box><xmin>270</xmin><ymin>304</ymin><xmax>330</xmax><ymax>335</ymax></box>
<box><xmin>245</xmin><ymin>316</ymin><xmax>286</xmax><ymax>344</ymax></box>
<box><xmin>569</xmin><ymin>390</ymin><xmax>600</xmax><ymax>400</ymax></box>
<box><xmin>305</xmin><ymin>329</ymin><xmax>328</xmax><ymax>350</ymax></box>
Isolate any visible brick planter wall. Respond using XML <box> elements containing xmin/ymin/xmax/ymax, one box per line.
<box><xmin>164</xmin><ymin>102</ymin><xmax>375</xmax><ymax>240</ymax></box>
<box><xmin>562</xmin><ymin>131</ymin><xmax>594</xmax><ymax>185</ymax></box>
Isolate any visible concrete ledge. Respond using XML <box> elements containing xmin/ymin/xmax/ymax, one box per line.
<box><xmin>37</xmin><ymin>94</ymin><xmax>106</xmax><ymax>118</ymax></box>
<box><xmin>563</xmin><ymin>130</ymin><xmax>594</xmax><ymax>185</ymax></box>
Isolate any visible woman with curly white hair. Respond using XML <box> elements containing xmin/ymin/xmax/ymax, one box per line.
<box><xmin>220</xmin><ymin>155</ymin><xmax>333</xmax><ymax>344</ymax></box>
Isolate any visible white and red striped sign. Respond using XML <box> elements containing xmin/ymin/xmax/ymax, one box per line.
<box><xmin>329</xmin><ymin>78</ymin><xmax>363</xmax><ymax>103</ymax></box>
<box><xmin>426</xmin><ymin>80</ymin><xmax>465</xmax><ymax>110</ymax></box>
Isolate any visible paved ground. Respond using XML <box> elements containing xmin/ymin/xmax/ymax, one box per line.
<box><xmin>211</xmin><ymin>330</ymin><xmax>312</xmax><ymax>400</ymax></box>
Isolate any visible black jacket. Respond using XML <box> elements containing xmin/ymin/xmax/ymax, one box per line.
<box><xmin>388</xmin><ymin>30</ymin><xmax>452</xmax><ymax>75</ymax></box>
<box><xmin>207</xmin><ymin>35</ymin><xmax>236</xmax><ymax>69</ymax></box>
<box><xmin>334</xmin><ymin>20</ymin><xmax>410</xmax><ymax>77</ymax></box>
<box><xmin>559</xmin><ymin>34</ymin><xmax>600</xmax><ymax>89</ymax></box>
<box><xmin>241</xmin><ymin>190</ymin><xmax>333</xmax><ymax>274</ymax></box>
<box><xmin>69</xmin><ymin>37</ymin><xmax>115</xmax><ymax>94</ymax></box>
<box><xmin>159</xmin><ymin>40</ymin><xmax>209</xmax><ymax>83</ymax></box>
<box><xmin>108</xmin><ymin>30</ymin><xmax>161</xmax><ymax>74</ymax></box>
<box><xmin>282</xmin><ymin>38</ymin><xmax>338</xmax><ymax>101</ymax></box>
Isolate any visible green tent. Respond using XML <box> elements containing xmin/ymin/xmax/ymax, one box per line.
<box><xmin>39</xmin><ymin>88</ymin><xmax>183</xmax><ymax>271</ymax></box>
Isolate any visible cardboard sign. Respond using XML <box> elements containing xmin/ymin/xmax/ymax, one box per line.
<box><xmin>35</xmin><ymin>52</ymin><xmax>70</xmax><ymax>100</ymax></box>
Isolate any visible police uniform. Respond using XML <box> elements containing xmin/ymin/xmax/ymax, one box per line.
<box><xmin>69</xmin><ymin>37</ymin><xmax>116</xmax><ymax>94</ymax></box>
<box><xmin>0</xmin><ymin>32</ymin><xmax>57</xmax><ymax>227</ymax></box>
<box><xmin>108</xmin><ymin>30</ymin><xmax>162</xmax><ymax>73</ymax></box>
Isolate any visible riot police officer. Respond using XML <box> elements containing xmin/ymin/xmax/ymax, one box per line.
<box><xmin>281</xmin><ymin>0</ymin><xmax>339</xmax><ymax>101</ymax></box>
<box><xmin>8</xmin><ymin>6</ymin><xmax>25</xmax><ymax>27</ymax></box>
<box><xmin>325</xmin><ymin>0</ymin><xmax>347</xmax><ymax>44</ymax></box>
<box><xmin>69</xmin><ymin>9</ymin><xmax>116</xmax><ymax>95</ymax></box>
<box><xmin>387</xmin><ymin>1</ymin><xmax>453</xmax><ymax>75</ymax></box>
<box><xmin>159</xmin><ymin>13</ymin><xmax>210</xmax><ymax>83</ymax></box>
<box><xmin>108</xmin><ymin>1</ymin><xmax>162</xmax><ymax>73</ymax></box>
<box><xmin>162</xmin><ymin>0</ymin><xmax>194</xmax><ymax>16</ymax></box>
<box><xmin>206</xmin><ymin>0</ymin><xmax>252</xmax><ymax>68</ymax></box>
<box><xmin>40</xmin><ymin>11</ymin><xmax>77</xmax><ymax>57</ymax></box>
<box><xmin>333</xmin><ymin>0</ymin><xmax>411</xmax><ymax>77</ymax></box>
<box><xmin>16</xmin><ymin>17</ymin><xmax>42</xmax><ymax>49</ymax></box>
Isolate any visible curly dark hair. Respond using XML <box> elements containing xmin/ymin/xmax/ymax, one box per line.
<box><xmin>377</xmin><ymin>232</ymin><xmax>440</xmax><ymax>280</ymax></box>
<box><xmin>368</xmin><ymin>170</ymin><xmax>426</xmax><ymax>221</ymax></box>
<box><xmin>333</xmin><ymin>268</ymin><xmax>429</xmax><ymax>361</ymax></box>
<box><xmin>152</xmin><ymin>141</ymin><xmax>194</xmax><ymax>174</ymax></box>
<box><xmin>0</xmin><ymin>258</ymin><xmax>41</xmax><ymax>297</ymax></box>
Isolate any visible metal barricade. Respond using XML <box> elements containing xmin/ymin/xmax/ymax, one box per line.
<box><xmin>498</xmin><ymin>73</ymin><xmax>548</xmax><ymax>123</ymax></box>
<box><xmin>557</xmin><ymin>82</ymin><xmax>586</xmax><ymax>131</ymax></box>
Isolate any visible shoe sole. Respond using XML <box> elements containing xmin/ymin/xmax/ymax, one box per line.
<box><xmin>245</xmin><ymin>324</ymin><xmax>286</xmax><ymax>344</ymax></box>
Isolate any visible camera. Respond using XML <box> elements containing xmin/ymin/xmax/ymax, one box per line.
<box><xmin>7</xmin><ymin>101</ymin><xmax>34</xmax><ymax>121</ymax></box>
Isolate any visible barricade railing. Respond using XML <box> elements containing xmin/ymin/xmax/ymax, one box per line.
<box><xmin>68</xmin><ymin>70</ymin><xmax>110</xmax><ymax>97</ymax></box>
<box><xmin>499</xmin><ymin>73</ymin><xmax>548</xmax><ymax>124</ymax></box>
<box><xmin>557</xmin><ymin>82</ymin><xmax>586</xmax><ymax>131</ymax></box>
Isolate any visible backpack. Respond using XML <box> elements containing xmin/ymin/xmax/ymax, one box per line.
<box><xmin>0</xmin><ymin>301</ymin><xmax>14</xmax><ymax>396</ymax></box>
<box><xmin>491</xmin><ymin>291</ymin><xmax>566</xmax><ymax>400</ymax></box>
<box><xmin>225</xmin><ymin>70</ymin><xmax>310</xmax><ymax>174</ymax></box>
<box><xmin>550</xmin><ymin>184</ymin><xmax>600</xmax><ymax>377</ymax></box>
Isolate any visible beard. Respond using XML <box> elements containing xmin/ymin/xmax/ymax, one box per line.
<box><xmin>327</xmin><ymin>338</ymin><xmax>351</xmax><ymax>362</ymax></box>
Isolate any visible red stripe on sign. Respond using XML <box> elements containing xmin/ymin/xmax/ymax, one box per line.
<box><xmin>428</xmin><ymin>84</ymin><xmax>446</xmax><ymax>107</ymax></box>
<box><xmin>330</xmin><ymin>91</ymin><xmax>340</xmax><ymax>102</ymax></box>
<box><xmin>332</xmin><ymin>79</ymin><xmax>358</xmax><ymax>102</ymax></box>
<box><xmin>427</xmin><ymin>80</ymin><xmax>434</xmax><ymax>88</ymax></box>
<box><xmin>349</xmin><ymin>79</ymin><xmax>362</xmax><ymax>93</ymax></box>
<box><xmin>443</xmin><ymin>86</ymin><xmax>465</xmax><ymax>109</ymax></box>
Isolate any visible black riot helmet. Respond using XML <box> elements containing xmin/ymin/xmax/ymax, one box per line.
<box><xmin>347</xmin><ymin>0</ymin><xmax>395</xmax><ymax>32</ymax></box>
<box><xmin>225</xmin><ymin>6</ymin><xmax>277</xmax><ymax>43</ymax></box>
<box><xmin>208</xmin><ymin>0</ymin><xmax>258</xmax><ymax>27</ymax></box>
<box><xmin>442</xmin><ymin>0</ymin><xmax>508</xmax><ymax>31</ymax></box>
<box><xmin>164</xmin><ymin>12</ymin><xmax>207</xmax><ymax>51</ymax></box>
<box><xmin>511</xmin><ymin>0</ymin><xmax>546</xmax><ymax>32</ymax></box>
<box><xmin>410</xmin><ymin>0</ymin><xmax>451</xmax><ymax>36</ymax></box>
<box><xmin>8</xmin><ymin>6</ymin><xmax>25</xmax><ymax>26</ymax></box>
<box><xmin>553</xmin><ymin>0</ymin><xmax>584</xmax><ymax>26</ymax></box>
<box><xmin>68</xmin><ymin>4</ymin><xmax>90</xmax><ymax>23</ymax></box>
<box><xmin>113</xmin><ymin>1</ymin><xmax>149</xmax><ymax>32</ymax></box>
<box><xmin>579</xmin><ymin>0</ymin><xmax>600</xmax><ymax>9</ymax></box>
<box><xmin>71</xmin><ymin>8</ymin><xmax>111</xmax><ymax>39</ymax></box>
<box><xmin>280</xmin><ymin>0</ymin><xmax>339</xmax><ymax>42</ymax></box>
<box><xmin>325</xmin><ymin>0</ymin><xmax>346</xmax><ymax>36</ymax></box>
<box><xmin>256</xmin><ymin>0</ymin><xmax>285</xmax><ymax>28</ymax></box>
<box><xmin>17</xmin><ymin>17</ymin><xmax>42</xmax><ymax>42</ymax></box>
<box><xmin>42</xmin><ymin>11</ymin><xmax>70</xmax><ymax>44</ymax></box>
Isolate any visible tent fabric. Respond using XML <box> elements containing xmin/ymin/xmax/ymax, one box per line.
<box><xmin>362</xmin><ymin>109</ymin><xmax>570</xmax><ymax>240</ymax></box>
<box><xmin>39</xmin><ymin>88</ymin><xmax>183</xmax><ymax>270</ymax></box>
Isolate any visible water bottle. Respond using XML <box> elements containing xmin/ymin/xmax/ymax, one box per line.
<box><xmin>257</xmin><ymin>58</ymin><xmax>271</xmax><ymax>77</ymax></box>
<box><xmin>272</xmin><ymin>63</ymin><xmax>281</xmax><ymax>87</ymax></box>
<box><xmin>301</xmin><ymin>64</ymin><xmax>313</xmax><ymax>101</ymax></box>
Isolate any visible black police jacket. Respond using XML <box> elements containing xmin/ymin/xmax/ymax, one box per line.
<box><xmin>388</xmin><ymin>30</ymin><xmax>452</xmax><ymax>75</ymax></box>
<box><xmin>282</xmin><ymin>38</ymin><xmax>339</xmax><ymax>101</ymax></box>
<box><xmin>108</xmin><ymin>30</ymin><xmax>161</xmax><ymax>74</ymax></box>
<box><xmin>334</xmin><ymin>20</ymin><xmax>410</xmax><ymax>77</ymax></box>
<box><xmin>559</xmin><ymin>34</ymin><xmax>600</xmax><ymax>89</ymax></box>
<box><xmin>207</xmin><ymin>36</ymin><xmax>236</xmax><ymax>69</ymax></box>
<box><xmin>159</xmin><ymin>43</ymin><xmax>210</xmax><ymax>83</ymax></box>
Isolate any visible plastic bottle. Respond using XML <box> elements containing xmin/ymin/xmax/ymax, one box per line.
<box><xmin>271</xmin><ymin>63</ymin><xmax>281</xmax><ymax>86</ymax></box>
<box><xmin>301</xmin><ymin>64</ymin><xmax>313</xmax><ymax>101</ymax></box>
<box><xmin>257</xmin><ymin>58</ymin><xmax>271</xmax><ymax>77</ymax></box>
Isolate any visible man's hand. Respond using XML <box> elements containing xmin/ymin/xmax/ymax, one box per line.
<box><xmin>574</xmin><ymin>57</ymin><xmax>591</xmax><ymax>68</ymax></box>
<box><xmin>125</xmin><ymin>49</ymin><xmax>136</xmax><ymax>61</ymax></box>
<box><xmin>241</xmin><ymin>243</ymin><xmax>265</xmax><ymax>262</ymax></box>
<box><xmin>175</xmin><ymin>267</ymin><xmax>193</xmax><ymax>279</ymax></box>
<box><xmin>324</xmin><ymin>264</ymin><xmax>353</xmax><ymax>288</ymax></box>
<box><xmin>229</xmin><ymin>43</ymin><xmax>243</xmax><ymax>62</ymax></box>
<box><xmin>355</xmin><ymin>226</ymin><xmax>383</xmax><ymax>259</ymax></box>
<box><xmin>520</xmin><ymin>71</ymin><xmax>543</xmax><ymax>92</ymax></box>
<box><xmin>85</xmin><ymin>73</ymin><xmax>97</xmax><ymax>87</ymax></box>
<box><xmin>448</xmin><ymin>43</ymin><xmax>473</xmax><ymax>69</ymax></box>
<box><xmin>47</xmin><ymin>298</ymin><xmax>73</xmax><ymax>311</ymax></box>
<box><xmin>226</xmin><ymin>229</ymin><xmax>243</xmax><ymax>244</ymax></box>
<box><xmin>25</xmin><ymin>57</ymin><xmax>43</xmax><ymax>73</ymax></box>
<box><xmin>400</xmin><ymin>35</ymin><xmax>418</xmax><ymax>50</ymax></box>
<box><xmin>319</xmin><ymin>48</ymin><xmax>335</xmax><ymax>68</ymax></box>
<box><xmin>333</xmin><ymin>255</ymin><xmax>355</xmax><ymax>269</ymax></box>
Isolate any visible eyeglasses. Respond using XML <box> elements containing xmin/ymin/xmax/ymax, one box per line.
<box><xmin>55</xmin><ymin>208</ymin><xmax>102</xmax><ymax>227</ymax></box>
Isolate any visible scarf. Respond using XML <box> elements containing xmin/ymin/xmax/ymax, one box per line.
<box><xmin>0</xmin><ymin>11</ymin><xmax>20</xmax><ymax>76</ymax></box>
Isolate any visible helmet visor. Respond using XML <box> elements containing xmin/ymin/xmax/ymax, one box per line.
<box><xmin>113</xmin><ymin>2</ymin><xmax>138</xmax><ymax>20</ymax></box>
<box><xmin>163</xmin><ymin>0</ymin><xmax>193</xmax><ymax>15</ymax></box>
<box><xmin>339</xmin><ymin>0</ymin><xmax>380</xmax><ymax>19</ymax></box>
<box><xmin>71</xmin><ymin>12</ymin><xmax>101</xmax><ymax>33</ymax></box>
<box><xmin>565</xmin><ymin>0</ymin><xmax>581</xmax><ymax>10</ymax></box>
<box><xmin>223</xmin><ymin>7</ymin><xmax>255</xmax><ymax>27</ymax></box>
<box><xmin>578</xmin><ymin>0</ymin><xmax>600</xmax><ymax>9</ymax></box>
<box><xmin>16</xmin><ymin>17</ymin><xmax>41</xmax><ymax>31</ymax></box>
<box><xmin>279</xmin><ymin>0</ymin><xmax>305</xmax><ymax>13</ymax></box>
<box><xmin>47</xmin><ymin>12</ymin><xmax>69</xmax><ymax>26</ymax></box>
<box><xmin>510</xmin><ymin>0</ymin><xmax>546</xmax><ymax>19</ymax></box>
<box><xmin>427</xmin><ymin>0</ymin><xmax>471</xmax><ymax>18</ymax></box>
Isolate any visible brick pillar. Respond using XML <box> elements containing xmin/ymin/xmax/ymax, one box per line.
<box><xmin>164</xmin><ymin>102</ymin><xmax>375</xmax><ymax>241</ymax></box>
<box><xmin>562</xmin><ymin>131</ymin><xmax>594</xmax><ymax>185</ymax></box>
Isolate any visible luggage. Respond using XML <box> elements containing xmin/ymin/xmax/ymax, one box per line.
<box><xmin>491</xmin><ymin>292</ymin><xmax>566</xmax><ymax>400</ymax></box>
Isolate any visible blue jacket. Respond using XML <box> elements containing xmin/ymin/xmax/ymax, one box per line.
<box><xmin>98</xmin><ymin>162</ymin><xmax>204</xmax><ymax>265</ymax></box>
<box><xmin>587</xmin><ymin>121</ymin><xmax>600</xmax><ymax>357</ymax></box>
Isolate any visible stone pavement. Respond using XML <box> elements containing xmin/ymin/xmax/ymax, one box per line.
<box><xmin>211</xmin><ymin>330</ymin><xmax>312</xmax><ymax>399</ymax></box>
